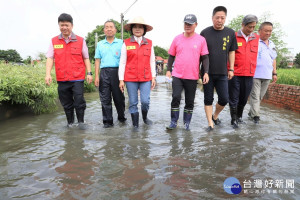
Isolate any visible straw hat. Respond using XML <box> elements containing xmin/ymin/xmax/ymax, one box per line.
<box><xmin>124</xmin><ymin>16</ymin><xmax>153</xmax><ymax>32</ymax></box>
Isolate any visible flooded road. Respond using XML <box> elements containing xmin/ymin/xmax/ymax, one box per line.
<box><xmin>0</xmin><ymin>76</ymin><xmax>299</xmax><ymax>200</ymax></box>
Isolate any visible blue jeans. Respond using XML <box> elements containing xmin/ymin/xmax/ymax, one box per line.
<box><xmin>125</xmin><ymin>81</ymin><xmax>151</xmax><ymax>113</ymax></box>
<box><xmin>203</xmin><ymin>75</ymin><xmax>229</xmax><ymax>106</ymax></box>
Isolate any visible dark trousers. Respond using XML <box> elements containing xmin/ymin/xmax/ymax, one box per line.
<box><xmin>203</xmin><ymin>75</ymin><xmax>229</xmax><ymax>106</ymax></box>
<box><xmin>58</xmin><ymin>81</ymin><xmax>86</xmax><ymax>111</ymax></box>
<box><xmin>171</xmin><ymin>77</ymin><xmax>198</xmax><ymax>110</ymax></box>
<box><xmin>228</xmin><ymin>76</ymin><xmax>253</xmax><ymax>107</ymax></box>
<box><xmin>99</xmin><ymin>67</ymin><xmax>125</xmax><ymax>124</ymax></box>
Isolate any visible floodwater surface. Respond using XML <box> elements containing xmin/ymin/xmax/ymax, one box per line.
<box><xmin>0</xmin><ymin>76</ymin><xmax>299</xmax><ymax>200</ymax></box>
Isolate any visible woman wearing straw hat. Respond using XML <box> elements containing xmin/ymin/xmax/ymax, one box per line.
<box><xmin>119</xmin><ymin>16</ymin><xmax>156</xmax><ymax>130</ymax></box>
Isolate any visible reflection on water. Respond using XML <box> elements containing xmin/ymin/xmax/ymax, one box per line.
<box><xmin>0</xmin><ymin>76</ymin><xmax>299</xmax><ymax>199</ymax></box>
<box><xmin>55</xmin><ymin>133</ymin><xmax>95</xmax><ymax>199</ymax></box>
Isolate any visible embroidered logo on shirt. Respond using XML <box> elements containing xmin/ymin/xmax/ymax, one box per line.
<box><xmin>116</xmin><ymin>52</ymin><xmax>119</xmax><ymax>56</ymax></box>
<box><xmin>194</xmin><ymin>45</ymin><xmax>197</xmax><ymax>49</ymax></box>
<box><xmin>127</xmin><ymin>46</ymin><xmax>136</xmax><ymax>50</ymax></box>
<box><xmin>223</xmin><ymin>36</ymin><xmax>230</xmax><ymax>50</ymax></box>
<box><xmin>238</xmin><ymin>42</ymin><xmax>243</xmax><ymax>47</ymax></box>
<box><xmin>54</xmin><ymin>44</ymin><xmax>63</xmax><ymax>49</ymax></box>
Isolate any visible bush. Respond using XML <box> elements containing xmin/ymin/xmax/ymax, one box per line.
<box><xmin>0</xmin><ymin>63</ymin><xmax>58</xmax><ymax>114</ymax></box>
<box><xmin>84</xmin><ymin>79</ymin><xmax>96</xmax><ymax>93</ymax></box>
<box><xmin>0</xmin><ymin>63</ymin><xmax>97</xmax><ymax>114</ymax></box>
<box><xmin>84</xmin><ymin>64</ymin><xmax>96</xmax><ymax>92</ymax></box>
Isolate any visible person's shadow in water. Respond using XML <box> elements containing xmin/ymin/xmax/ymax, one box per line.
<box><xmin>101</xmin><ymin>129</ymin><xmax>154</xmax><ymax>199</ymax></box>
<box><xmin>55</xmin><ymin>130</ymin><xmax>95</xmax><ymax>199</ymax></box>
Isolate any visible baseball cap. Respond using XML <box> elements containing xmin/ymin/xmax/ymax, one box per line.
<box><xmin>183</xmin><ymin>14</ymin><xmax>197</xmax><ymax>24</ymax></box>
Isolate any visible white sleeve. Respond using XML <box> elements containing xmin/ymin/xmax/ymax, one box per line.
<box><xmin>118</xmin><ymin>42</ymin><xmax>127</xmax><ymax>80</ymax></box>
<box><xmin>150</xmin><ymin>44</ymin><xmax>156</xmax><ymax>77</ymax></box>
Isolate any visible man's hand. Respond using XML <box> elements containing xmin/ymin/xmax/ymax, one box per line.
<box><xmin>202</xmin><ymin>73</ymin><xmax>209</xmax><ymax>84</ymax></box>
<box><xmin>45</xmin><ymin>58</ymin><xmax>54</xmax><ymax>86</ymax></box>
<box><xmin>94</xmin><ymin>76</ymin><xmax>99</xmax><ymax>87</ymax></box>
<box><xmin>272</xmin><ymin>75</ymin><xmax>278</xmax><ymax>83</ymax></box>
<box><xmin>151</xmin><ymin>77</ymin><xmax>156</xmax><ymax>90</ymax></box>
<box><xmin>119</xmin><ymin>80</ymin><xmax>125</xmax><ymax>93</ymax></box>
<box><xmin>228</xmin><ymin>71</ymin><xmax>234</xmax><ymax>80</ymax></box>
<box><xmin>86</xmin><ymin>75</ymin><xmax>93</xmax><ymax>84</ymax></box>
<box><xmin>45</xmin><ymin>75</ymin><xmax>52</xmax><ymax>86</ymax></box>
<box><xmin>166</xmin><ymin>71</ymin><xmax>172</xmax><ymax>79</ymax></box>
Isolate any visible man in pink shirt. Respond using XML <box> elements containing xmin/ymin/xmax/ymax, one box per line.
<box><xmin>166</xmin><ymin>14</ymin><xmax>209</xmax><ymax>130</ymax></box>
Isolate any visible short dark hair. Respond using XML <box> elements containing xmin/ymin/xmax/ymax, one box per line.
<box><xmin>259</xmin><ymin>21</ymin><xmax>273</xmax><ymax>30</ymax></box>
<box><xmin>104</xmin><ymin>20</ymin><xmax>116</xmax><ymax>28</ymax></box>
<box><xmin>213</xmin><ymin>6</ymin><xmax>227</xmax><ymax>16</ymax></box>
<box><xmin>130</xmin><ymin>24</ymin><xmax>147</xmax><ymax>36</ymax></box>
<box><xmin>58</xmin><ymin>13</ymin><xmax>73</xmax><ymax>24</ymax></box>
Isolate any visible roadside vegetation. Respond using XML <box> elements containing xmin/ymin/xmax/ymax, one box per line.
<box><xmin>0</xmin><ymin>62</ymin><xmax>96</xmax><ymax>114</ymax></box>
<box><xmin>276</xmin><ymin>68</ymin><xmax>300</xmax><ymax>86</ymax></box>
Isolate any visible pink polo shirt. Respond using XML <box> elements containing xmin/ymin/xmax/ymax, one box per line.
<box><xmin>169</xmin><ymin>33</ymin><xmax>208</xmax><ymax>80</ymax></box>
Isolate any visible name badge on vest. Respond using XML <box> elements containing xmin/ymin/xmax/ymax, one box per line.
<box><xmin>127</xmin><ymin>46</ymin><xmax>136</xmax><ymax>50</ymax></box>
<box><xmin>238</xmin><ymin>42</ymin><xmax>243</xmax><ymax>47</ymax></box>
<box><xmin>54</xmin><ymin>44</ymin><xmax>64</xmax><ymax>49</ymax></box>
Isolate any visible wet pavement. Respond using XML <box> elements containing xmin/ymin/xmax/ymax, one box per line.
<box><xmin>0</xmin><ymin>76</ymin><xmax>299</xmax><ymax>199</ymax></box>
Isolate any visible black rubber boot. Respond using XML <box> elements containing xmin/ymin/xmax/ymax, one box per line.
<box><xmin>131</xmin><ymin>112</ymin><xmax>139</xmax><ymax>131</ymax></box>
<box><xmin>65</xmin><ymin>109</ymin><xmax>74</xmax><ymax>127</ymax></box>
<box><xmin>230</xmin><ymin>106</ymin><xmax>239</xmax><ymax>129</ymax></box>
<box><xmin>166</xmin><ymin>108</ymin><xmax>179</xmax><ymax>130</ymax></box>
<box><xmin>102</xmin><ymin>104</ymin><xmax>114</xmax><ymax>127</ymax></box>
<box><xmin>118</xmin><ymin>116</ymin><xmax>127</xmax><ymax>123</ymax></box>
<box><xmin>103</xmin><ymin>123</ymin><xmax>114</xmax><ymax>128</ymax></box>
<box><xmin>183</xmin><ymin>109</ymin><xmax>193</xmax><ymax>131</ymax></box>
<box><xmin>76</xmin><ymin>109</ymin><xmax>87</xmax><ymax>130</ymax></box>
<box><xmin>142</xmin><ymin>110</ymin><xmax>152</xmax><ymax>125</ymax></box>
<box><xmin>237</xmin><ymin>105</ymin><xmax>245</xmax><ymax>124</ymax></box>
<box><xmin>253</xmin><ymin>116</ymin><xmax>260</xmax><ymax>124</ymax></box>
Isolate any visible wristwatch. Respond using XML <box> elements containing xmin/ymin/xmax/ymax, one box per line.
<box><xmin>87</xmin><ymin>72</ymin><xmax>93</xmax><ymax>75</ymax></box>
<box><xmin>229</xmin><ymin>69</ymin><xmax>234</xmax><ymax>72</ymax></box>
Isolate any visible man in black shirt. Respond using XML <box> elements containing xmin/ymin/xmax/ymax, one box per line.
<box><xmin>200</xmin><ymin>6</ymin><xmax>238</xmax><ymax>131</ymax></box>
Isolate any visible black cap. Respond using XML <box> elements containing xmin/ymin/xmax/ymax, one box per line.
<box><xmin>184</xmin><ymin>14</ymin><xmax>197</xmax><ymax>24</ymax></box>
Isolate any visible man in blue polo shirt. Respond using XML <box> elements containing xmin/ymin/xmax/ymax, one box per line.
<box><xmin>95</xmin><ymin>20</ymin><xmax>126</xmax><ymax>128</ymax></box>
<box><xmin>248</xmin><ymin>22</ymin><xmax>277</xmax><ymax>124</ymax></box>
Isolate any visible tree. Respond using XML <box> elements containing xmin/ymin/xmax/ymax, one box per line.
<box><xmin>227</xmin><ymin>15</ymin><xmax>244</xmax><ymax>31</ymax></box>
<box><xmin>24</xmin><ymin>56</ymin><xmax>32</xmax><ymax>65</ymax></box>
<box><xmin>85</xmin><ymin>19</ymin><xmax>169</xmax><ymax>62</ymax></box>
<box><xmin>37</xmin><ymin>52</ymin><xmax>46</xmax><ymax>61</ymax></box>
<box><xmin>0</xmin><ymin>49</ymin><xmax>22</xmax><ymax>62</ymax></box>
<box><xmin>154</xmin><ymin>46</ymin><xmax>168</xmax><ymax>59</ymax></box>
<box><xmin>294</xmin><ymin>52</ymin><xmax>300</xmax><ymax>67</ymax></box>
<box><xmin>85</xmin><ymin>19</ymin><xmax>131</xmax><ymax>61</ymax></box>
<box><xmin>227</xmin><ymin>12</ymin><xmax>289</xmax><ymax>68</ymax></box>
<box><xmin>277</xmin><ymin>56</ymin><xmax>289</xmax><ymax>68</ymax></box>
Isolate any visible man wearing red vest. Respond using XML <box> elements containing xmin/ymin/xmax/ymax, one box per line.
<box><xmin>45</xmin><ymin>13</ymin><xmax>93</xmax><ymax>129</ymax></box>
<box><xmin>228</xmin><ymin>14</ymin><xmax>259</xmax><ymax>128</ymax></box>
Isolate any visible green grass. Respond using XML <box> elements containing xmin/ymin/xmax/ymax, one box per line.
<box><xmin>276</xmin><ymin>68</ymin><xmax>300</xmax><ymax>86</ymax></box>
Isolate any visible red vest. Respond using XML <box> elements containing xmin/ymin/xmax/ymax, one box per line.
<box><xmin>233</xmin><ymin>31</ymin><xmax>259</xmax><ymax>76</ymax></box>
<box><xmin>124</xmin><ymin>37</ymin><xmax>152</xmax><ymax>82</ymax></box>
<box><xmin>52</xmin><ymin>35</ymin><xmax>85</xmax><ymax>81</ymax></box>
